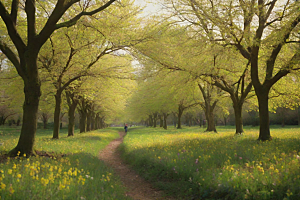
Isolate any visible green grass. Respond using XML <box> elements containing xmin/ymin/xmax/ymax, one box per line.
<box><xmin>0</xmin><ymin>126</ymin><xmax>131</xmax><ymax>200</ymax></box>
<box><xmin>120</xmin><ymin>125</ymin><xmax>300</xmax><ymax>200</ymax></box>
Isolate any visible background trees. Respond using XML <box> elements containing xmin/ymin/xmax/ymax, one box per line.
<box><xmin>2</xmin><ymin>0</ymin><xmax>300</xmax><ymax>157</ymax></box>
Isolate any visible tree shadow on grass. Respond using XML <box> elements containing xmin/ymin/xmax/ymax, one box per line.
<box><xmin>120</xmin><ymin>130</ymin><xmax>300</xmax><ymax>200</ymax></box>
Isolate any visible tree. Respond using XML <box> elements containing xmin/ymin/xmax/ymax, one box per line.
<box><xmin>0</xmin><ymin>0</ymin><xmax>118</xmax><ymax>156</ymax></box>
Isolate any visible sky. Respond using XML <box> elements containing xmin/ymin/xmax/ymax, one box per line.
<box><xmin>133</xmin><ymin>0</ymin><xmax>161</xmax><ymax>16</ymax></box>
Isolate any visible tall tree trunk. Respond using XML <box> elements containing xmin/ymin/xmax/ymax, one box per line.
<box><xmin>159</xmin><ymin>115</ymin><xmax>163</xmax><ymax>127</ymax></box>
<box><xmin>79</xmin><ymin>110</ymin><xmax>87</xmax><ymax>133</ymax></box>
<box><xmin>257</xmin><ymin>91</ymin><xmax>271</xmax><ymax>140</ymax></box>
<box><xmin>66</xmin><ymin>91</ymin><xmax>78</xmax><ymax>137</ymax></box>
<box><xmin>173</xmin><ymin>112</ymin><xmax>177</xmax><ymax>127</ymax></box>
<box><xmin>198</xmin><ymin>84</ymin><xmax>217</xmax><ymax>132</ymax></box>
<box><xmin>205</xmin><ymin>108</ymin><xmax>216</xmax><ymax>132</ymax></box>
<box><xmin>9</xmin><ymin>76</ymin><xmax>41</xmax><ymax>156</ymax></box>
<box><xmin>86</xmin><ymin>110</ymin><xmax>91</xmax><ymax>132</ymax></box>
<box><xmin>43</xmin><ymin>119</ymin><xmax>47</xmax><ymax>129</ymax></box>
<box><xmin>41</xmin><ymin>113</ymin><xmax>48</xmax><ymax>129</ymax></box>
<box><xmin>53</xmin><ymin>90</ymin><xmax>62</xmax><ymax>139</ymax></box>
<box><xmin>233</xmin><ymin>103</ymin><xmax>244</xmax><ymax>134</ymax></box>
<box><xmin>67</xmin><ymin>103</ymin><xmax>76</xmax><ymax>136</ymax></box>
<box><xmin>91</xmin><ymin>112</ymin><xmax>95</xmax><ymax>130</ymax></box>
<box><xmin>177</xmin><ymin>105</ymin><xmax>184</xmax><ymax>129</ymax></box>
<box><xmin>163</xmin><ymin>113</ymin><xmax>169</xmax><ymax>130</ymax></box>
<box><xmin>100</xmin><ymin>117</ymin><xmax>105</xmax><ymax>129</ymax></box>
<box><xmin>95</xmin><ymin>114</ymin><xmax>99</xmax><ymax>130</ymax></box>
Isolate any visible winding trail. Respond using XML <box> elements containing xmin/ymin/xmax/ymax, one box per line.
<box><xmin>98</xmin><ymin>132</ymin><xmax>175</xmax><ymax>200</ymax></box>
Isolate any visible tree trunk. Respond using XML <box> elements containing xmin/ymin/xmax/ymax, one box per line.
<box><xmin>42</xmin><ymin>114</ymin><xmax>48</xmax><ymax>129</ymax></box>
<box><xmin>86</xmin><ymin>110</ymin><xmax>91</xmax><ymax>132</ymax></box>
<box><xmin>100</xmin><ymin>117</ymin><xmax>105</xmax><ymax>129</ymax></box>
<box><xmin>95</xmin><ymin>114</ymin><xmax>99</xmax><ymax>130</ymax></box>
<box><xmin>91</xmin><ymin>112</ymin><xmax>95</xmax><ymax>130</ymax></box>
<box><xmin>66</xmin><ymin>91</ymin><xmax>78</xmax><ymax>137</ymax></box>
<box><xmin>159</xmin><ymin>115</ymin><xmax>163</xmax><ymax>127</ymax></box>
<box><xmin>149</xmin><ymin>115</ymin><xmax>153</xmax><ymax>127</ymax></box>
<box><xmin>205</xmin><ymin>109</ymin><xmax>216</xmax><ymax>132</ymax></box>
<box><xmin>205</xmin><ymin>104</ymin><xmax>217</xmax><ymax>132</ymax></box>
<box><xmin>257</xmin><ymin>91</ymin><xmax>271</xmax><ymax>141</ymax></box>
<box><xmin>173</xmin><ymin>113</ymin><xmax>177</xmax><ymax>127</ymax></box>
<box><xmin>53</xmin><ymin>91</ymin><xmax>62</xmax><ymax>139</ymax></box>
<box><xmin>0</xmin><ymin>116</ymin><xmax>4</xmax><ymax>125</ymax></box>
<box><xmin>163</xmin><ymin>113</ymin><xmax>169</xmax><ymax>130</ymax></box>
<box><xmin>79</xmin><ymin>110</ymin><xmax>87</xmax><ymax>133</ymax></box>
<box><xmin>233</xmin><ymin>104</ymin><xmax>244</xmax><ymax>134</ymax></box>
<box><xmin>198</xmin><ymin>84</ymin><xmax>217</xmax><ymax>132</ymax></box>
<box><xmin>177</xmin><ymin>105</ymin><xmax>184</xmax><ymax>129</ymax></box>
<box><xmin>67</xmin><ymin>102</ymin><xmax>77</xmax><ymax>137</ymax></box>
<box><xmin>9</xmin><ymin>77</ymin><xmax>41</xmax><ymax>156</ymax></box>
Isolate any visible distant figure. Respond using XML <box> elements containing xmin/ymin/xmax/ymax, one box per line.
<box><xmin>124</xmin><ymin>124</ymin><xmax>128</xmax><ymax>133</ymax></box>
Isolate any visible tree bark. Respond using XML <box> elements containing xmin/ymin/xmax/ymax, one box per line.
<box><xmin>205</xmin><ymin>107</ymin><xmax>216</xmax><ymax>132</ymax></box>
<box><xmin>149</xmin><ymin>115</ymin><xmax>153</xmax><ymax>127</ymax></box>
<box><xmin>66</xmin><ymin>91</ymin><xmax>78</xmax><ymax>136</ymax></box>
<box><xmin>79</xmin><ymin>110</ymin><xmax>87</xmax><ymax>133</ymax></box>
<box><xmin>9</xmin><ymin>77</ymin><xmax>41</xmax><ymax>156</ymax></box>
<box><xmin>233</xmin><ymin>104</ymin><xmax>243</xmax><ymax>134</ymax></box>
<box><xmin>41</xmin><ymin>113</ymin><xmax>49</xmax><ymax>129</ymax></box>
<box><xmin>198</xmin><ymin>84</ymin><xmax>217</xmax><ymax>132</ymax></box>
<box><xmin>257</xmin><ymin>90</ymin><xmax>271</xmax><ymax>141</ymax></box>
<box><xmin>159</xmin><ymin>114</ymin><xmax>163</xmax><ymax>127</ymax></box>
<box><xmin>86</xmin><ymin>110</ymin><xmax>91</xmax><ymax>132</ymax></box>
<box><xmin>177</xmin><ymin>105</ymin><xmax>184</xmax><ymax>129</ymax></box>
<box><xmin>52</xmin><ymin>90</ymin><xmax>62</xmax><ymax>139</ymax></box>
<box><xmin>163</xmin><ymin>113</ymin><xmax>169</xmax><ymax>130</ymax></box>
<box><xmin>67</xmin><ymin>103</ymin><xmax>76</xmax><ymax>136</ymax></box>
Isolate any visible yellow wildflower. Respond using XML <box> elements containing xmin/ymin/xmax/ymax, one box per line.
<box><xmin>1</xmin><ymin>183</ymin><xmax>6</xmax><ymax>190</ymax></box>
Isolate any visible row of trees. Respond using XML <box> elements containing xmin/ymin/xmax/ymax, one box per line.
<box><xmin>0</xmin><ymin>0</ymin><xmax>140</xmax><ymax>156</ymax></box>
<box><xmin>127</xmin><ymin>0</ymin><xmax>300</xmax><ymax>141</ymax></box>
<box><xmin>2</xmin><ymin>0</ymin><xmax>300</xmax><ymax>156</ymax></box>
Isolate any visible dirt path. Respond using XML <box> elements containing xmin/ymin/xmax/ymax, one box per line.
<box><xmin>98</xmin><ymin>132</ymin><xmax>175</xmax><ymax>200</ymax></box>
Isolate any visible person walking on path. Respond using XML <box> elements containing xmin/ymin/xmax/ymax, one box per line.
<box><xmin>124</xmin><ymin>124</ymin><xmax>128</xmax><ymax>133</ymax></box>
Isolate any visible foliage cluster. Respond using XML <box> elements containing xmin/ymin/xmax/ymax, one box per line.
<box><xmin>120</xmin><ymin>126</ymin><xmax>300</xmax><ymax>199</ymax></box>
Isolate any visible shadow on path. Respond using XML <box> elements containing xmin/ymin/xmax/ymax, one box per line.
<box><xmin>98</xmin><ymin>132</ymin><xmax>175</xmax><ymax>200</ymax></box>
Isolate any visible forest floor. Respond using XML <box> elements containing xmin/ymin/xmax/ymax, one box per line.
<box><xmin>98</xmin><ymin>132</ymin><xmax>175</xmax><ymax>200</ymax></box>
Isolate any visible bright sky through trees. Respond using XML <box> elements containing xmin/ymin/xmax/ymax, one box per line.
<box><xmin>134</xmin><ymin>0</ymin><xmax>160</xmax><ymax>16</ymax></box>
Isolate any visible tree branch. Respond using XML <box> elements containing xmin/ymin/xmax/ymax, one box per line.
<box><xmin>0</xmin><ymin>40</ymin><xmax>23</xmax><ymax>76</ymax></box>
<box><xmin>55</xmin><ymin>0</ymin><xmax>117</xmax><ymax>30</ymax></box>
<box><xmin>25</xmin><ymin>0</ymin><xmax>36</xmax><ymax>44</ymax></box>
<box><xmin>0</xmin><ymin>1</ymin><xmax>26</xmax><ymax>53</ymax></box>
<box><xmin>10</xmin><ymin>0</ymin><xmax>19</xmax><ymax>25</ymax></box>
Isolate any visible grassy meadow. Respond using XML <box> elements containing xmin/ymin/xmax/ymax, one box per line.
<box><xmin>120</xmin><ymin>125</ymin><xmax>300</xmax><ymax>200</ymax></box>
<box><xmin>0</xmin><ymin>126</ymin><xmax>131</xmax><ymax>200</ymax></box>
